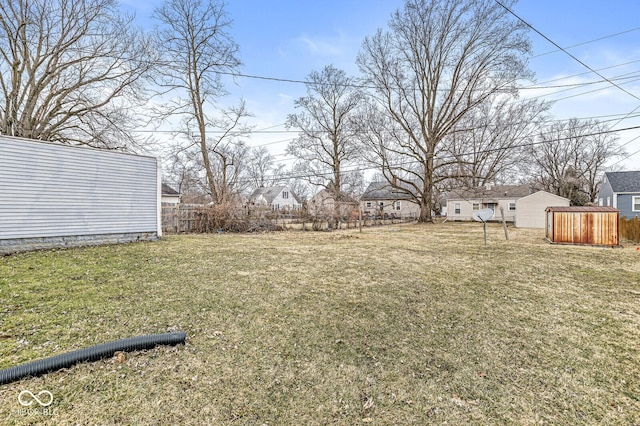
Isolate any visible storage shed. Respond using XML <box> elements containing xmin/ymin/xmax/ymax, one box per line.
<box><xmin>545</xmin><ymin>206</ymin><xmax>619</xmax><ymax>246</ymax></box>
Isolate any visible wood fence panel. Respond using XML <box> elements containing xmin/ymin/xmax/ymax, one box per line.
<box><xmin>162</xmin><ymin>204</ymin><xmax>202</xmax><ymax>234</ymax></box>
<box><xmin>620</xmin><ymin>215</ymin><xmax>640</xmax><ymax>243</ymax></box>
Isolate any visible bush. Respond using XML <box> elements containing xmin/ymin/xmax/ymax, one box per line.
<box><xmin>192</xmin><ymin>204</ymin><xmax>245</xmax><ymax>233</ymax></box>
<box><xmin>192</xmin><ymin>203</ymin><xmax>287</xmax><ymax>233</ymax></box>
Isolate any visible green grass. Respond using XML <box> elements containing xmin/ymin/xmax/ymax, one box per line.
<box><xmin>1</xmin><ymin>223</ymin><xmax>639</xmax><ymax>425</ymax></box>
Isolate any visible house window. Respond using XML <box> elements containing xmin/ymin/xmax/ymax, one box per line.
<box><xmin>509</xmin><ymin>202</ymin><xmax>516</xmax><ymax>211</ymax></box>
<box><xmin>606</xmin><ymin>197</ymin><xmax>610</xmax><ymax>207</ymax></box>
<box><xmin>598</xmin><ymin>198</ymin><xmax>603</xmax><ymax>206</ymax></box>
<box><xmin>454</xmin><ymin>203</ymin><xmax>461</xmax><ymax>214</ymax></box>
<box><xmin>282</xmin><ymin>191</ymin><xmax>289</xmax><ymax>199</ymax></box>
<box><xmin>472</xmin><ymin>203</ymin><xmax>479</xmax><ymax>211</ymax></box>
<box><xmin>366</xmin><ymin>201</ymin><xmax>372</xmax><ymax>208</ymax></box>
<box><xmin>633</xmin><ymin>196</ymin><xmax>640</xmax><ymax>212</ymax></box>
<box><xmin>395</xmin><ymin>201</ymin><xmax>401</xmax><ymax>211</ymax></box>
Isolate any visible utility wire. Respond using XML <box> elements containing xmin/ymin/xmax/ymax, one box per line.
<box><xmin>531</xmin><ymin>26</ymin><xmax>640</xmax><ymax>58</ymax></box>
<box><xmin>141</xmin><ymin>111</ymin><xmax>640</xmax><ymax>138</ymax></box>
<box><xmin>173</xmin><ymin>123</ymin><xmax>640</xmax><ymax>186</ymax></box>
<box><xmin>494</xmin><ymin>0</ymin><xmax>640</xmax><ymax>103</ymax></box>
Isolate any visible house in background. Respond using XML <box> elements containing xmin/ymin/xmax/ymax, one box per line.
<box><xmin>446</xmin><ymin>184</ymin><xmax>530</xmax><ymax>222</ymax></box>
<box><xmin>515</xmin><ymin>191</ymin><xmax>570</xmax><ymax>228</ymax></box>
<box><xmin>597</xmin><ymin>171</ymin><xmax>640</xmax><ymax>219</ymax></box>
<box><xmin>360</xmin><ymin>181</ymin><xmax>421</xmax><ymax>218</ymax></box>
<box><xmin>161</xmin><ymin>183</ymin><xmax>181</xmax><ymax>205</ymax></box>
<box><xmin>248</xmin><ymin>185</ymin><xmax>302</xmax><ymax>211</ymax></box>
<box><xmin>309</xmin><ymin>189</ymin><xmax>358</xmax><ymax>219</ymax></box>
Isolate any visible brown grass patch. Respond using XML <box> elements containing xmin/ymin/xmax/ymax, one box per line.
<box><xmin>1</xmin><ymin>222</ymin><xmax>639</xmax><ymax>424</ymax></box>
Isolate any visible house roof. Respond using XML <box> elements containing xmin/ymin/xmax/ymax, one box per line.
<box><xmin>249</xmin><ymin>185</ymin><xmax>301</xmax><ymax>204</ymax></box>
<box><xmin>361</xmin><ymin>181</ymin><xmax>417</xmax><ymax>201</ymax></box>
<box><xmin>546</xmin><ymin>206</ymin><xmax>619</xmax><ymax>212</ymax></box>
<box><xmin>604</xmin><ymin>171</ymin><xmax>640</xmax><ymax>193</ymax></box>
<box><xmin>447</xmin><ymin>184</ymin><xmax>530</xmax><ymax>201</ymax></box>
<box><xmin>162</xmin><ymin>183</ymin><xmax>180</xmax><ymax>195</ymax></box>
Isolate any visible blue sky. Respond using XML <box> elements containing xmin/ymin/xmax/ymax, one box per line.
<box><xmin>124</xmin><ymin>0</ymin><xmax>640</xmax><ymax>172</ymax></box>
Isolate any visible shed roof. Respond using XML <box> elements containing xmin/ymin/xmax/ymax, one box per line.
<box><xmin>604</xmin><ymin>171</ymin><xmax>640</xmax><ymax>193</ymax></box>
<box><xmin>545</xmin><ymin>206</ymin><xmax>619</xmax><ymax>212</ymax></box>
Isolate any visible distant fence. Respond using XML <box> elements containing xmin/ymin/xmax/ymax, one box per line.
<box><xmin>162</xmin><ymin>204</ymin><xmax>201</xmax><ymax>234</ymax></box>
<box><xmin>161</xmin><ymin>203</ymin><xmax>415</xmax><ymax>234</ymax></box>
<box><xmin>620</xmin><ymin>215</ymin><xmax>640</xmax><ymax>243</ymax></box>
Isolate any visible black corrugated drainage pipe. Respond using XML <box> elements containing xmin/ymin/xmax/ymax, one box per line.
<box><xmin>0</xmin><ymin>332</ymin><xmax>186</xmax><ymax>385</ymax></box>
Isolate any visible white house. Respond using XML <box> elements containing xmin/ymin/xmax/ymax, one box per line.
<box><xmin>515</xmin><ymin>191</ymin><xmax>570</xmax><ymax>228</ymax></box>
<box><xmin>248</xmin><ymin>185</ymin><xmax>302</xmax><ymax>211</ymax></box>
<box><xmin>446</xmin><ymin>184</ymin><xmax>530</xmax><ymax>222</ymax></box>
<box><xmin>161</xmin><ymin>183</ymin><xmax>181</xmax><ymax>205</ymax></box>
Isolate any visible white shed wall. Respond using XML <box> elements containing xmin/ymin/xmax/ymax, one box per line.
<box><xmin>0</xmin><ymin>136</ymin><xmax>159</xmax><ymax>249</ymax></box>
<box><xmin>515</xmin><ymin>191</ymin><xmax>570</xmax><ymax>228</ymax></box>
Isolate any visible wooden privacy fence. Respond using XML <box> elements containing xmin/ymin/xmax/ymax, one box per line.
<box><xmin>162</xmin><ymin>204</ymin><xmax>202</xmax><ymax>234</ymax></box>
<box><xmin>620</xmin><ymin>215</ymin><xmax>640</xmax><ymax>243</ymax></box>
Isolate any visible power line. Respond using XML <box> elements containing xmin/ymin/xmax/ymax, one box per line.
<box><xmin>531</xmin><ymin>26</ymin><xmax>640</xmax><ymax>58</ymax></box>
<box><xmin>532</xmin><ymin>59</ymin><xmax>640</xmax><ymax>87</ymax></box>
<box><xmin>495</xmin><ymin>0</ymin><xmax>640</xmax><ymax>104</ymax></box>
<box><xmin>140</xmin><ymin>111</ymin><xmax>640</xmax><ymax>138</ymax></box>
<box><xmin>179</xmin><ymin>124</ymin><xmax>640</xmax><ymax>186</ymax></box>
<box><xmin>241</xmin><ymin>123</ymin><xmax>640</xmax><ymax>185</ymax></box>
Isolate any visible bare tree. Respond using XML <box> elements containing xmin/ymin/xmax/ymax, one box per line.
<box><xmin>153</xmin><ymin>0</ymin><xmax>245</xmax><ymax>203</ymax></box>
<box><xmin>286</xmin><ymin>65</ymin><xmax>364</xmax><ymax>226</ymax></box>
<box><xmin>286</xmin><ymin>177</ymin><xmax>311</xmax><ymax>203</ymax></box>
<box><xmin>442</xmin><ymin>96</ymin><xmax>549</xmax><ymax>188</ymax></box>
<box><xmin>245</xmin><ymin>146</ymin><xmax>288</xmax><ymax>189</ymax></box>
<box><xmin>164</xmin><ymin>149</ymin><xmax>204</xmax><ymax>196</ymax></box>
<box><xmin>207</xmin><ymin>137</ymin><xmax>251</xmax><ymax>203</ymax></box>
<box><xmin>165</xmin><ymin>102</ymin><xmax>253</xmax><ymax>204</ymax></box>
<box><xmin>356</xmin><ymin>0</ymin><xmax>532</xmax><ymax>222</ymax></box>
<box><xmin>0</xmin><ymin>0</ymin><xmax>155</xmax><ymax>148</ymax></box>
<box><xmin>524</xmin><ymin>118</ymin><xmax>624</xmax><ymax>205</ymax></box>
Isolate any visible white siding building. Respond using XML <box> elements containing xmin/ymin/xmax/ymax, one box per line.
<box><xmin>248</xmin><ymin>185</ymin><xmax>302</xmax><ymax>211</ymax></box>
<box><xmin>0</xmin><ymin>136</ymin><xmax>161</xmax><ymax>253</ymax></box>
<box><xmin>515</xmin><ymin>191</ymin><xmax>570</xmax><ymax>228</ymax></box>
<box><xmin>446</xmin><ymin>184</ymin><xmax>530</xmax><ymax>222</ymax></box>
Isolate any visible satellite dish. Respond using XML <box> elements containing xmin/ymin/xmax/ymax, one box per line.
<box><xmin>473</xmin><ymin>208</ymin><xmax>494</xmax><ymax>223</ymax></box>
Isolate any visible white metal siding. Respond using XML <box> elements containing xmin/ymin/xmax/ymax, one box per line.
<box><xmin>0</xmin><ymin>136</ymin><xmax>158</xmax><ymax>239</ymax></box>
<box><xmin>515</xmin><ymin>191</ymin><xmax>570</xmax><ymax>228</ymax></box>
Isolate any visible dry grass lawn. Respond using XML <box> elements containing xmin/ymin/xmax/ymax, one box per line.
<box><xmin>1</xmin><ymin>222</ymin><xmax>639</xmax><ymax>425</ymax></box>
